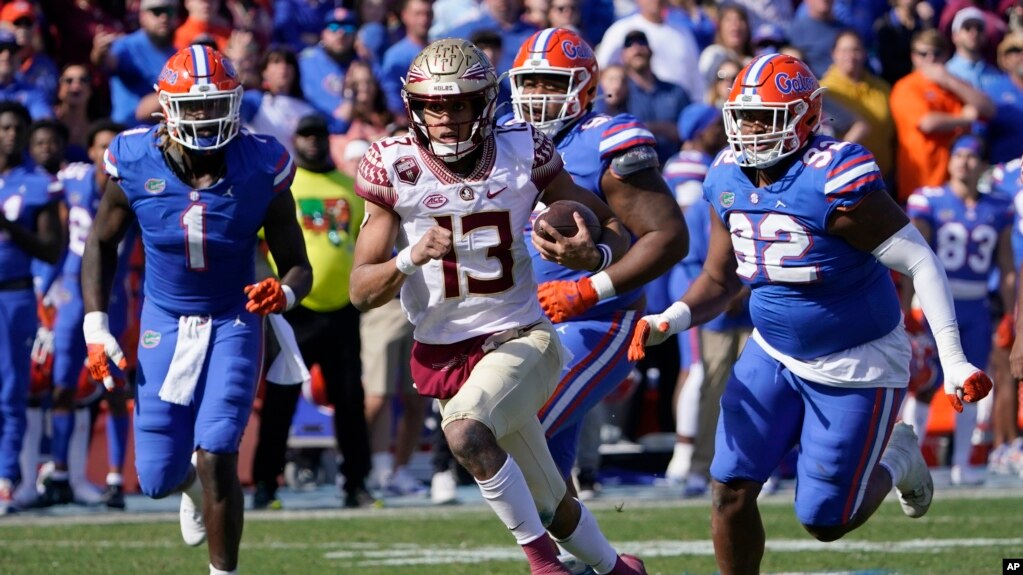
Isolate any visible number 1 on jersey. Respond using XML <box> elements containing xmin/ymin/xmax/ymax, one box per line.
<box><xmin>181</xmin><ymin>203</ymin><xmax>207</xmax><ymax>271</ymax></box>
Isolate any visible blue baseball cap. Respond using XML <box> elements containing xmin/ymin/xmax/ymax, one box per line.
<box><xmin>678</xmin><ymin>103</ymin><xmax>721</xmax><ymax>142</ymax></box>
<box><xmin>324</xmin><ymin>7</ymin><xmax>358</xmax><ymax>30</ymax></box>
<box><xmin>950</xmin><ymin>133</ymin><xmax>985</xmax><ymax>158</ymax></box>
<box><xmin>0</xmin><ymin>29</ymin><xmax>16</xmax><ymax>48</ymax></box>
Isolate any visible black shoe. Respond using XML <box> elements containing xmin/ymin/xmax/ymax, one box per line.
<box><xmin>343</xmin><ymin>488</ymin><xmax>378</xmax><ymax>509</ymax></box>
<box><xmin>103</xmin><ymin>484</ymin><xmax>126</xmax><ymax>510</ymax></box>
<box><xmin>41</xmin><ymin>477</ymin><xmax>74</xmax><ymax>506</ymax></box>
<box><xmin>252</xmin><ymin>483</ymin><xmax>281</xmax><ymax>510</ymax></box>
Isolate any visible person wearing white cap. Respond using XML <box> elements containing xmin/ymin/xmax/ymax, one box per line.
<box><xmin>947</xmin><ymin>6</ymin><xmax>1004</xmax><ymax>90</ymax></box>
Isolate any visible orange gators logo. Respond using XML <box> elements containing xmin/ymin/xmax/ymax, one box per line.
<box><xmin>394</xmin><ymin>155</ymin><xmax>422</xmax><ymax>185</ymax></box>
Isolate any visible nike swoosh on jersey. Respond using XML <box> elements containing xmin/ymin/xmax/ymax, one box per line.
<box><xmin>487</xmin><ymin>186</ymin><xmax>508</xmax><ymax>199</ymax></box>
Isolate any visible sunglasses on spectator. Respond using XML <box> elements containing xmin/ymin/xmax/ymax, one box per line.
<box><xmin>12</xmin><ymin>17</ymin><xmax>33</xmax><ymax>28</ymax></box>
<box><xmin>61</xmin><ymin>75</ymin><xmax>90</xmax><ymax>85</ymax></box>
<box><xmin>624</xmin><ymin>37</ymin><xmax>648</xmax><ymax>48</ymax></box>
<box><xmin>0</xmin><ymin>43</ymin><xmax>17</xmax><ymax>53</ymax></box>
<box><xmin>551</xmin><ymin>4</ymin><xmax>577</xmax><ymax>12</ymax></box>
<box><xmin>912</xmin><ymin>48</ymin><xmax>943</xmax><ymax>59</ymax></box>
<box><xmin>326</xmin><ymin>23</ymin><xmax>357</xmax><ymax>34</ymax></box>
<box><xmin>148</xmin><ymin>7</ymin><xmax>176</xmax><ymax>17</ymax></box>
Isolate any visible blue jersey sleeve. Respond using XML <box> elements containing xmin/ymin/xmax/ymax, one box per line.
<box><xmin>598</xmin><ymin>114</ymin><xmax>656</xmax><ymax>162</ymax></box>
<box><xmin>818</xmin><ymin>140</ymin><xmax>885</xmax><ymax>227</ymax></box>
<box><xmin>905</xmin><ymin>187</ymin><xmax>937</xmax><ymax>225</ymax></box>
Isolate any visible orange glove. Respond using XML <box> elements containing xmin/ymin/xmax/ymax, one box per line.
<box><xmin>903</xmin><ymin>312</ymin><xmax>924</xmax><ymax>335</ymax></box>
<box><xmin>943</xmin><ymin>363</ymin><xmax>993</xmax><ymax>413</ymax></box>
<box><xmin>995</xmin><ymin>312</ymin><xmax>1014</xmax><ymax>350</ymax></box>
<box><xmin>83</xmin><ymin>312</ymin><xmax>127</xmax><ymax>391</ymax></box>
<box><xmin>628</xmin><ymin>319</ymin><xmax>653</xmax><ymax>362</ymax></box>
<box><xmin>244</xmin><ymin>277</ymin><xmax>289</xmax><ymax>315</ymax></box>
<box><xmin>537</xmin><ymin>278</ymin><xmax>599</xmax><ymax>323</ymax></box>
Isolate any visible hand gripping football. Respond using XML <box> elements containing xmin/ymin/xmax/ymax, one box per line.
<box><xmin>534</xmin><ymin>200</ymin><xmax>602</xmax><ymax>242</ymax></box>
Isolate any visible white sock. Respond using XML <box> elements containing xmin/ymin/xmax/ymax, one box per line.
<box><xmin>476</xmin><ymin>456</ymin><xmax>547</xmax><ymax>545</ymax></box>
<box><xmin>371</xmin><ymin>451</ymin><xmax>394</xmax><ymax>486</ymax></box>
<box><xmin>106</xmin><ymin>472</ymin><xmax>123</xmax><ymax>487</ymax></box>
<box><xmin>669</xmin><ymin>442</ymin><xmax>694</xmax><ymax>478</ymax></box>
<box><xmin>676</xmin><ymin>366</ymin><xmax>702</xmax><ymax>437</ymax></box>
<box><xmin>68</xmin><ymin>407</ymin><xmax>92</xmax><ymax>487</ymax></box>
<box><xmin>185</xmin><ymin>453</ymin><xmax>203</xmax><ymax>502</ymax></box>
<box><xmin>554</xmin><ymin>501</ymin><xmax>619</xmax><ymax>574</ymax></box>
<box><xmin>902</xmin><ymin>396</ymin><xmax>930</xmax><ymax>446</ymax></box>
<box><xmin>952</xmin><ymin>403</ymin><xmax>977</xmax><ymax>469</ymax></box>
<box><xmin>209</xmin><ymin>564</ymin><xmax>237</xmax><ymax>575</ymax></box>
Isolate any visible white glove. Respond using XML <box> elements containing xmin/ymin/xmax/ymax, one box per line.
<box><xmin>628</xmin><ymin>302</ymin><xmax>692</xmax><ymax>362</ymax></box>
<box><xmin>83</xmin><ymin>311</ymin><xmax>126</xmax><ymax>390</ymax></box>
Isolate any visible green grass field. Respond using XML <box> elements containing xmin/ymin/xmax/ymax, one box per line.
<box><xmin>0</xmin><ymin>494</ymin><xmax>1019</xmax><ymax>575</ymax></box>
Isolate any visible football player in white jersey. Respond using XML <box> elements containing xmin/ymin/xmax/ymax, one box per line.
<box><xmin>350</xmin><ymin>39</ymin><xmax>646</xmax><ymax>575</ymax></box>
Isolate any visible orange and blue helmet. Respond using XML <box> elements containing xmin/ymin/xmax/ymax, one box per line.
<box><xmin>510</xmin><ymin>28</ymin><xmax>598</xmax><ymax>136</ymax></box>
<box><xmin>156</xmin><ymin>45</ymin><xmax>243</xmax><ymax>151</ymax></box>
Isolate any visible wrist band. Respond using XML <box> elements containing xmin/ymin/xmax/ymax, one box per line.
<box><xmin>282</xmin><ymin>284</ymin><xmax>296</xmax><ymax>311</ymax></box>
<box><xmin>395</xmin><ymin>246</ymin><xmax>420</xmax><ymax>275</ymax></box>
<box><xmin>593</xmin><ymin>243</ymin><xmax>612</xmax><ymax>272</ymax></box>
<box><xmin>589</xmin><ymin>271</ymin><xmax>616</xmax><ymax>301</ymax></box>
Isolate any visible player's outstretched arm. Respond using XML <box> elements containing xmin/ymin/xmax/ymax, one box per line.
<box><xmin>349</xmin><ymin>201</ymin><xmax>415</xmax><ymax>311</ymax></box>
<box><xmin>629</xmin><ymin>209</ymin><xmax>742</xmax><ymax>361</ymax></box>
<box><xmin>255</xmin><ymin>189</ymin><xmax>313</xmax><ymax>314</ymax></box>
<box><xmin>535</xmin><ymin>169</ymin><xmax>630</xmax><ymax>271</ymax></box>
<box><xmin>82</xmin><ymin>178</ymin><xmax>135</xmax><ymax>389</ymax></box>
<box><xmin>831</xmin><ymin>188</ymin><xmax>992</xmax><ymax>412</ymax></box>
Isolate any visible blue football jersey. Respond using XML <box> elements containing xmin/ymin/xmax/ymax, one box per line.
<box><xmin>906</xmin><ymin>184</ymin><xmax>1012</xmax><ymax>300</ymax></box>
<box><xmin>703</xmin><ymin>135</ymin><xmax>900</xmax><ymax>359</ymax></box>
<box><xmin>0</xmin><ymin>164</ymin><xmax>63</xmax><ymax>283</ymax></box>
<box><xmin>990</xmin><ymin>158</ymin><xmax>1023</xmax><ymax>267</ymax></box>
<box><xmin>104</xmin><ymin>127</ymin><xmax>296</xmax><ymax>315</ymax></box>
<box><xmin>527</xmin><ymin>111</ymin><xmax>657</xmax><ymax>319</ymax></box>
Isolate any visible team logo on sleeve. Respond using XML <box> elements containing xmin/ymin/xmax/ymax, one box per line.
<box><xmin>720</xmin><ymin>191</ymin><xmax>735</xmax><ymax>208</ymax></box>
<box><xmin>144</xmin><ymin>178</ymin><xmax>166</xmax><ymax>194</ymax></box>
<box><xmin>393</xmin><ymin>156</ymin><xmax>422</xmax><ymax>185</ymax></box>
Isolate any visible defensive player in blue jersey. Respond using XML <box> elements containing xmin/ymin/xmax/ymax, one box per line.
<box><xmin>901</xmin><ymin>134</ymin><xmax>1014</xmax><ymax>486</ymax></box>
<box><xmin>82</xmin><ymin>46</ymin><xmax>312</xmax><ymax>575</ymax></box>
<box><xmin>0</xmin><ymin>101</ymin><xmax>64</xmax><ymax>514</ymax></box>
<box><xmin>629</xmin><ymin>54</ymin><xmax>993</xmax><ymax>575</ymax></box>
<box><xmin>42</xmin><ymin>120</ymin><xmax>134</xmax><ymax>508</ymax></box>
<box><xmin>506</xmin><ymin>28</ymin><xmax>688</xmax><ymax>491</ymax></box>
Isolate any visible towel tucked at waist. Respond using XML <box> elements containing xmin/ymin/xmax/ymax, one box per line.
<box><xmin>159</xmin><ymin>315</ymin><xmax>212</xmax><ymax>405</ymax></box>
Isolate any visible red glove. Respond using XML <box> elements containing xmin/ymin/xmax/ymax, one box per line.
<box><xmin>244</xmin><ymin>278</ymin><xmax>288</xmax><ymax>315</ymax></box>
<box><xmin>943</xmin><ymin>365</ymin><xmax>993</xmax><ymax>413</ymax></box>
<box><xmin>995</xmin><ymin>313</ymin><xmax>1014</xmax><ymax>350</ymax></box>
<box><xmin>537</xmin><ymin>278</ymin><xmax>599</xmax><ymax>323</ymax></box>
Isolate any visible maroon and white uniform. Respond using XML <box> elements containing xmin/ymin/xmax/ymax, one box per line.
<box><xmin>356</xmin><ymin>123</ymin><xmax>563</xmax><ymax>344</ymax></box>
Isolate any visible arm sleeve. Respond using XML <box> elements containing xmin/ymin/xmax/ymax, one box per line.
<box><xmin>872</xmin><ymin>222</ymin><xmax>968</xmax><ymax>369</ymax></box>
<box><xmin>354</xmin><ymin>142</ymin><xmax>397</xmax><ymax>210</ymax></box>
<box><xmin>530</xmin><ymin>126</ymin><xmax>563</xmax><ymax>191</ymax></box>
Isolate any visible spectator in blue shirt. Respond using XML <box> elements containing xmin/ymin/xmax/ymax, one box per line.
<box><xmin>0</xmin><ymin>31</ymin><xmax>50</xmax><ymax>120</ymax></box>
<box><xmin>380</xmin><ymin>0</ymin><xmax>433</xmax><ymax>118</ymax></box>
<box><xmin>92</xmin><ymin>0</ymin><xmax>177</xmax><ymax>126</ymax></box>
<box><xmin>2</xmin><ymin>2</ymin><xmax>58</xmax><ymax>105</ymax></box>
<box><xmin>983</xmin><ymin>32</ymin><xmax>1023</xmax><ymax>162</ymax></box>
<box><xmin>790</xmin><ymin>0</ymin><xmax>844</xmax><ymax>76</ymax></box>
<box><xmin>947</xmin><ymin>6</ymin><xmax>1005</xmax><ymax>90</ymax></box>
<box><xmin>447</xmin><ymin>0</ymin><xmax>539</xmax><ymax>75</ymax></box>
<box><xmin>299</xmin><ymin>8</ymin><xmax>359</xmax><ymax>125</ymax></box>
<box><xmin>272</xmin><ymin>0</ymin><xmax>335</xmax><ymax>53</ymax></box>
<box><xmin>621</xmin><ymin>31</ymin><xmax>691</xmax><ymax>163</ymax></box>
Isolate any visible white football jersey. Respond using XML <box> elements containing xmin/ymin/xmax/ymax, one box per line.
<box><xmin>356</xmin><ymin>123</ymin><xmax>564</xmax><ymax>344</ymax></box>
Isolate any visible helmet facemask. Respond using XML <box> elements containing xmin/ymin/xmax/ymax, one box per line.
<box><xmin>160</xmin><ymin>85</ymin><xmax>243</xmax><ymax>151</ymax></box>
<box><xmin>509</xmin><ymin>68</ymin><xmax>591</xmax><ymax>136</ymax></box>
<box><xmin>404</xmin><ymin>88</ymin><xmax>497</xmax><ymax>162</ymax></box>
<box><xmin>723</xmin><ymin>87</ymin><xmax>824</xmax><ymax>168</ymax></box>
